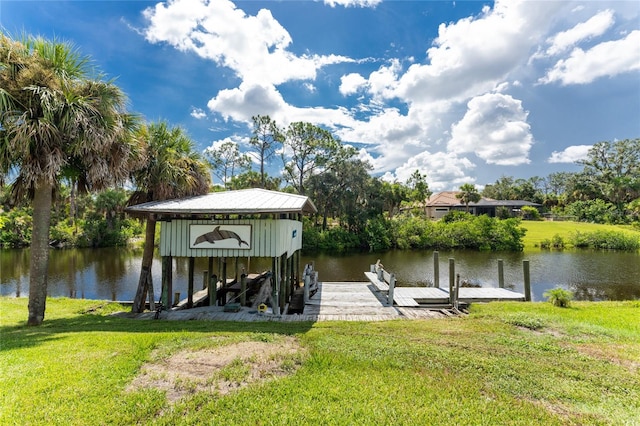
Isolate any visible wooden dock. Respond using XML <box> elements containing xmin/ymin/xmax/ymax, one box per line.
<box><xmin>117</xmin><ymin>279</ymin><xmax>524</xmax><ymax>322</ymax></box>
<box><xmin>392</xmin><ymin>286</ymin><xmax>525</xmax><ymax>307</ymax></box>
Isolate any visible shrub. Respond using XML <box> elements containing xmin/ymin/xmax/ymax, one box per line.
<box><xmin>302</xmin><ymin>222</ymin><xmax>363</xmax><ymax>252</ymax></box>
<box><xmin>544</xmin><ymin>287</ymin><xmax>573</xmax><ymax>308</ymax></box>
<box><xmin>441</xmin><ymin>211</ymin><xmax>473</xmax><ymax>223</ymax></box>
<box><xmin>570</xmin><ymin>230</ymin><xmax>640</xmax><ymax>251</ymax></box>
<box><xmin>504</xmin><ymin>313</ymin><xmax>545</xmax><ymax>330</ymax></box>
<box><xmin>565</xmin><ymin>199</ymin><xmax>616</xmax><ymax>224</ymax></box>
<box><xmin>541</xmin><ymin>234</ymin><xmax>565</xmax><ymax>249</ymax></box>
<box><xmin>0</xmin><ymin>208</ymin><xmax>32</xmax><ymax>248</ymax></box>
<box><xmin>364</xmin><ymin>217</ymin><xmax>392</xmax><ymax>252</ymax></box>
<box><xmin>520</xmin><ymin>206</ymin><xmax>541</xmax><ymax>220</ymax></box>
<box><xmin>390</xmin><ymin>214</ymin><xmax>525</xmax><ymax>252</ymax></box>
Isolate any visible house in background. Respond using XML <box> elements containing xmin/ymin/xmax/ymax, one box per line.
<box><xmin>424</xmin><ymin>191</ymin><xmax>542</xmax><ymax>220</ymax></box>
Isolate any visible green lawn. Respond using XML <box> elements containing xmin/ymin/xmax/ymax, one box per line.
<box><xmin>520</xmin><ymin>220</ymin><xmax>640</xmax><ymax>250</ymax></box>
<box><xmin>1</xmin><ymin>297</ymin><xmax>639</xmax><ymax>425</ymax></box>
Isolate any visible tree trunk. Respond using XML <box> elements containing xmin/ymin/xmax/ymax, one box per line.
<box><xmin>132</xmin><ymin>217</ymin><xmax>156</xmax><ymax>313</ymax></box>
<box><xmin>27</xmin><ymin>181</ymin><xmax>53</xmax><ymax>326</ymax></box>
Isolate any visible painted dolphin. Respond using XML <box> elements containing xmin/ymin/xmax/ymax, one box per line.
<box><xmin>194</xmin><ymin>226</ymin><xmax>249</xmax><ymax>247</ymax></box>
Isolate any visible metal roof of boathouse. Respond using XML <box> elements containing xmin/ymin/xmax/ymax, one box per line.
<box><xmin>126</xmin><ymin>188</ymin><xmax>317</xmax><ymax>216</ymax></box>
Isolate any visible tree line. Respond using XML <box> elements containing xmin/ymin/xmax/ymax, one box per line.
<box><xmin>1</xmin><ymin>33</ymin><xmax>638</xmax><ymax>324</ymax></box>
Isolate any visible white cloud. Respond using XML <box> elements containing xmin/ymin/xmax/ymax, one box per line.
<box><xmin>203</xmin><ymin>135</ymin><xmax>246</xmax><ymax>154</ymax></box>
<box><xmin>448</xmin><ymin>93</ymin><xmax>533</xmax><ymax>166</ymax></box>
<box><xmin>324</xmin><ymin>0</ymin><xmax>382</xmax><ymax>8</ymax></box>
<box><xmin>140</xmin><ymin>0</ymin><xmax>638</xmax><ymax>190</ymax></box>
<box><xmin>190</xmin><ymin>107</ymin><xmax>207</xmax><ymax>119</ymax></box>
<box><xmin>544</xmin><ymin>9</ymin><xmax>615</xmax><ymax>56</ymax></box>
<box><xmin>391</xmin><ymin>151</ymin><xmax>476</xmax><ymax>192</ymax></box>
<box><xmin>208</xmin><ymin>81</ymin><xmax>359</xmax><ymax>133</ymax></box>
<box><xmin>339</xmin><ymin>73</ymin><xmax>367</xmax><ymax>96</ymax></box>
<box><xmin>207</xmin><ymin>82</ymin><xmax>288</xmax><ymax>123</ymax></box>
<box><xmin>540</xmin><ymin>30</ymin><xmax>640</xmax><ymax>85</ymax></box>
<box><xmin>143</xmin><ymin>0</ymin><xmax>353</xmax><ymax>86</ymax></box>
<box><xmin>548</xmin><ymin>144</ymin><xmax>592</xmax><ymax>163</ymax></box>
<box><xmin>392</xmin><ymin>1</ymin><xmax>563</xmax><ymax>104</ymax></box>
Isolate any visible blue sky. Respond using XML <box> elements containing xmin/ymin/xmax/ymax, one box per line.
<box><xmin>2</xmin><ymin>0</ymin><xmax>639</xmax><ymax>191</ymax></box>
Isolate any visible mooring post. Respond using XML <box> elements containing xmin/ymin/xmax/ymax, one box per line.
<box><xmin>433</xmin><ymin>251</ymin><xmax>440</xmax><ymax>288</ymax></box>
<box><xmin>498</xmin><ymin>259</ymin><xmax>504</xmax><ymax>289</ymax></box>
<box><xmin>448</xmin><ymin>258</ymin><xmax>455</xmax><ymax>306</ymax></box>
<box><xmin>454</xmin><ymin>273</ymin><xmax>461</xmax><ymax>309</ymax></box>
<box><xmin>388</xmin><ymin>273</ymin><xmax>396</xmax><ymax>307</ymax></box>
<box><xmin>523</xmin><ymin>260</ymin><xmax>531</xmax><ymax>301</ymax></box>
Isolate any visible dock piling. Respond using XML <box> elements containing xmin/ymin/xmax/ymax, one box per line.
<box><xmin>448</xmin><ymin>258</ymin><xmax>455</xmax><ymax>306</ymax></box>
<box><xmin>498</xmin><ymin>259</ymin><xmax>504</xmax><ymax>289</ymax></box>
<box><xmin>433</xmin><ymin>251</ymin><xmax>439</xmax><ymax>288</ymax></box>
<box><xmin>523</xmin><ymin>260</ymin><xmax>531</xmax><ymax>301</ymax></box>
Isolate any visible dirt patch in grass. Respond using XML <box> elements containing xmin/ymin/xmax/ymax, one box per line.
<box><xmin>127</xmin><ymin>336</ymin><xmax>305</xmax><ymax>403</ymax></box>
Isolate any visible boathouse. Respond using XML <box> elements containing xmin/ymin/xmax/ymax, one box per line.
<box><xmin>125</xmin><ymin>188</ymin><xmax>317</xmax><ymax>314</ymax></box>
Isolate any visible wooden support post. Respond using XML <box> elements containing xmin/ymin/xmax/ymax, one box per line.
<box><xmin>294</xmin><ymin>250</ymin><xmax>300</xmax><ymax>289</ymax></box>
<box><xmin>523</xmin><ymin>260</ymin><xmax>531</xmax><ymax>301</ymax></box>
<box><xmin>161</xmin><ymin>256</ymin><xmax>173</xmax><ymax>307</ymax></box>
<box><xmin>132</xmin><ymin>266</ymin><xmax>150</xmax><ymax>313</ymax></box>
<box><xmin>433</xmin><ymin>251</ymin><xmax>440</xmax><ymax>288</ymax></box>
<box><xmin>187</xmin><ymin>257</ymin><xmax>194</xmax><ymax>309</ymax></box>
<box><xmin>240</xmin><ymin>273</ymin><xmax>247</xmax><ymax>306</ymax></box>
<box><xmin>208</xmin><ymin>257</ymin><xmax>214</xmax><ymax>284</ymax></box>
<box><xmin>280</xmin><ymin>254</ymin><xmax>287</xmax><ymax>313</ymax></box>
<box><xmin>454</xmin><ymin>273</ymin><xmax>460</xmax><ymax>310</ymax></box>
<box><xmin>388</xmin><ymin>273</ymin><xmax>396</xmax><ymax>307</ymax></box>
<box><xmin>147</xmin><ymin>275</ymin><xmax>156</xmax><ymax>311</ymax></box>
<box><xmin>202</xmin><ymin>270</ymin><xmax>208</xmax><ymax>290</ymax></box>
<box><xmin>273</xmin><ymin>257</ymin><xmax>280</xmax><ymax>315</ymax></box>
<box><xmin>448</xmin><ymin>258</ymin><xmax>455</xmax><ymax>306</ymax></box>
<box><xmin>498</xmin><ymin>259</ymin><xmax>505</xmax><ymax>288</ymax></box>
<box><xmin>207</xmin><ymin>257</ymin><xmax>215</xmax><ymax>306</ymax></box>
<box><xmin>220</xmin><ymin>257</ymin><xmax>227</xmax><ymax>305</ymax></box>
<box><xmin>221</xmin><ymin>257</ymin><xmax>227</xmax><ymax>286</ymax></box>
<box><xmin>209</xmin><ymin>274</ymin><xmax>217</xmax><ymax>306</ymax></box>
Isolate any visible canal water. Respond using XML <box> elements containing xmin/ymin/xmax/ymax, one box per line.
<box><xmin>1</xmin><ymin>247</ymin><xmax>638</xmax><ymax>302</ymax></box>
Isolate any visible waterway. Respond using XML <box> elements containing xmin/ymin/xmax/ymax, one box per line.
<box><xmin>1</xmin><ymin>247</ymin><xmax>638</xmax><ymax>302</ymax></box>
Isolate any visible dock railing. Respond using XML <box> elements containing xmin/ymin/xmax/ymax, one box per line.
<box><xmin>303</xmin><ymin>262</ymin><xmax>319</xmax><ymax>304</ymax></box>
<box><xmin>365</xmin><ymin>261</ymin><xmax>396</xmax><ymax>306</ymax></box>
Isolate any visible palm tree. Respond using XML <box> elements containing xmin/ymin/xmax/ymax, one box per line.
<box><xmin>0</xmin><ymin>34</ymin><xmax>141</xmax><ymax>325</ymax></box>
<box><xmin>456</xmin><ymin>183</ymin><xmax>481</xmax><ymax>213</ymax></box>
<box><xmin>127</xmin><ymin>121</ymin><xmax>211</xmax><ymax>313</ymax></box>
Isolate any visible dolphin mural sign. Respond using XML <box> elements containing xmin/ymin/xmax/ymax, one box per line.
<box><xmin>190</xmin><ymin>224</ymin><xmax>252</xmax><ymax>249</ymax></box>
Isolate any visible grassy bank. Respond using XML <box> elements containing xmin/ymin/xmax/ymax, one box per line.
<box><xmin>520</xmin><ymin>220</ymin><xmax>640</xmax><ymax>250</ymax></box>
<box><xmin>1</xmin><ymin>297</ymin><xmax>639</xmax><ymax>425</ymax></box>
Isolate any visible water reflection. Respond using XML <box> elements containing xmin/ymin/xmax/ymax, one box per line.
<box><xmin>1</xmin><ymin>247</ymin><xmax>638</xmax><ymax>302</ymax></box>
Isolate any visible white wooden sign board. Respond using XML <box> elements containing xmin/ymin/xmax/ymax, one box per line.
<box><xmin>189</xmin><ymin>224</ymin><xmax>252</xmax><ymax>249</ymax></box>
